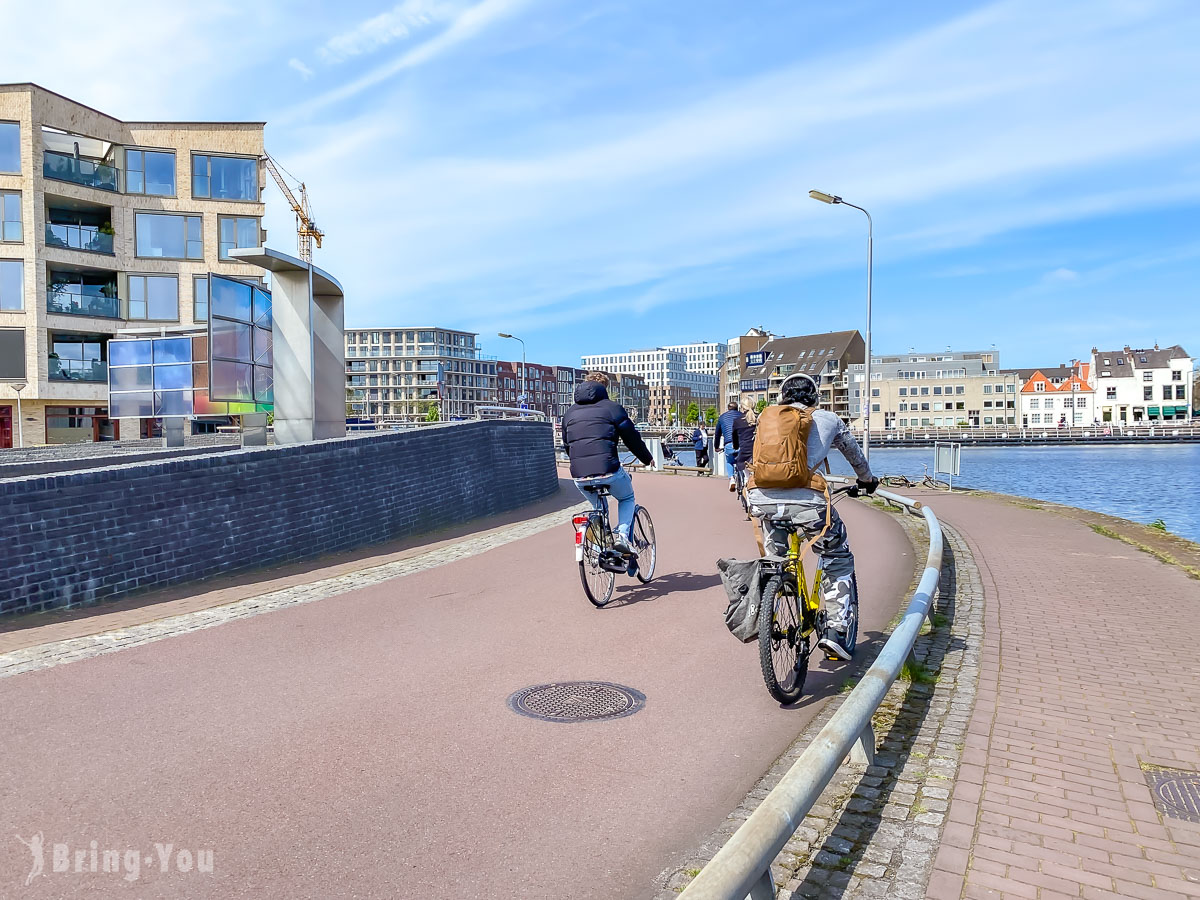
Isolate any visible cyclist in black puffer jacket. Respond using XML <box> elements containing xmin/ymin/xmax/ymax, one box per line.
<box><xmin>562</xmin><ymin>373</ymin><xmax>655</xmax><ymax>551</ymax></box>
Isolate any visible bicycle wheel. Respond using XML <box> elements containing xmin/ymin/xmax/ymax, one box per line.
<box><xmin>579</xmin><ymin>515</ymin><xmax>616</xmax><ymax>607</ymax></box>
<box><xmin>631</xmin><ymin>506</ymin><xmax>656</xmax><ymax>583</ymax></box>
<box><xmin>842</xmin><ymin>572</ymin><xmax>859</xmax><ymax>655</ymax></box>
<box><xmin>737</xmin><ymin>469</ymin><xmax>750</xmax><ymax>517</ymax></box>
<box><xmin>757</xmin><ymin>573</ymin><xmax>810</xmax><ymax>704</ymax></box>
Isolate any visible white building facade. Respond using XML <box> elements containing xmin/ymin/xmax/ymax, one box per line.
<box><xmin>661</xmin><ymin>341</ymin><xmax>728</xmax><ymax>377</ymax></box>
<box><xmin>1091</xmin><ymin>345</ymin><xmax>1193</xmax><ymax>424</ymax></box>
<box><xmin>581</xmin><ymin>347</ymin><xmax>719</xmax><ymax>424</ymax></box>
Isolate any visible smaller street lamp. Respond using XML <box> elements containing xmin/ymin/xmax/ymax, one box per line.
<box><xmin>497</xmin><ymin>333</ymin><xmax>527</xmax><ymax>409</ymax></box>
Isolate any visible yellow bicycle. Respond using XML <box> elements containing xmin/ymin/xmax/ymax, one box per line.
<box><xmin>757</xmin><ymin>484</ymin><xmax>860</xmax><ymax>703</ymax></box>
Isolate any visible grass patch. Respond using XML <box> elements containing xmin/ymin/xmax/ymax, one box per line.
<box><xmin>902</xmin><ymin>659</ymin><xmax>938</xmax><ymax>685</ymax></box>
<box><xmin>913</xmin><ymin>802</ymin><xmax>928</xmax><ymax>815</ymax></box>
<box><xmin>930</xmin><ymin>613</ymin><xmax>949</xmax><ymax>628</ymax></box>
<box><xmin>1016</xmin><ymin>502</ymin><xmax>1043</xmax><ymax>510</ymax></box>
<box><xmin>684</xmin><ymin>868</ymin><xmax>702</xmax><ymax>879</ymax></box>
<box><xmin>840</xmin><ymin>677</ymin><xmax>859</xmax><ymax>694</ymax></box>
<box><xmin>1150</xmin><ymin>519</ymin><xmax>1168</xmax><ymax>532</ymax></box>
<box><xmin>911</xmin><ymin>750</ymin><xmax>927</xmax><ymax>759</ymax></box>
<box><xmin>837</xmin><ymin>855</ymin><xmax>855</xmax><ymax>871</ymax></box>
<box><xmin>1089</xmin><ymin>523</ymin><xmax>1120</xmax><ymax>539</ymax></box>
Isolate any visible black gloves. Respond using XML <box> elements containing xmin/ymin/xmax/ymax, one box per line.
<box><xmin>857</xmin><ymin>477</ymin><xmax>880</xmax><ymax>495</ymax></box>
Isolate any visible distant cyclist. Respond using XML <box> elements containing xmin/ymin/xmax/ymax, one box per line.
<box><xmin>714</xmin><ymin>402</ymin><xmax>741</xmax><ymax>491</ymax></box>
<box><xmin>746</xmin><ymin>373</ymin><xmax>878</xmax><ymax>661</ymax></box>
<box><xmin>563</xmin><ymin>373</ymin><xmax>655</xmax><ymax>552</ymax></box>
<box><xmin>731</xmin><ymin>397</ymin><xmax>758</xmax><ymax>484</ymax></box>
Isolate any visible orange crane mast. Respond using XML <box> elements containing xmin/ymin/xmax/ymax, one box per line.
<box><xmin>262</xmin><ymin>153</ymin><xmax>324</xmax><ymax>263</ymax></box>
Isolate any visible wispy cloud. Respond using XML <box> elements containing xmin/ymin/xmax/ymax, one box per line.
<box><xmin>280</xmin><ymin>0</ymin><xmax>531</xmax><ymax>122</ymax></box>
<box><xmin>317</xmin><ymin>0</ymin><xmax>453</xmax><ymax>64</ymax></box>
<box><xmin>288</xmin><ymin>57</ymin><xmax>315</xmax><ymax>79</ymax></box>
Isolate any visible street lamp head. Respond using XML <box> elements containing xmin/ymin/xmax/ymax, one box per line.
<box><xmin>497</xmin><ymin>332</ymin><xmax>513</xmax><ymax>339</ymax></box>
<box><xmin>809</xmin><ymin>190</ymin><xmax>841</xmax><ymax>205</ymax></box>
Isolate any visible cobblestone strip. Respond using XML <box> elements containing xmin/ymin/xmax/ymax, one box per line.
<box><xmin>0</xmin><ymin>501</ymin><xmax>589</xmax><ymax>680</ymax></box>
<box><xmin>655</xmin><ymin>512</ymin><xmax>984</xmax><ymax>899</ymax></box>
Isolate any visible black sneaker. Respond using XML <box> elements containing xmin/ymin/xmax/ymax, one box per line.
<box><xmin>817</xmin><ymin>629</ymin><xmax>852</xmax><ymax>661</ymax></box>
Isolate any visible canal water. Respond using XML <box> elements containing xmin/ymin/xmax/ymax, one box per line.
<box><xmin>660</xmin><ymin>444</ymin><xmax>1200</xmax><ymax>542</ymax></box>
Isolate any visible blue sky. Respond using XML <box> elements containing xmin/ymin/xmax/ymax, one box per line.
<box><xmin>4</xmin><ymin>0</ymin><xmax>1199</xmax><ymax>368</ymax></box>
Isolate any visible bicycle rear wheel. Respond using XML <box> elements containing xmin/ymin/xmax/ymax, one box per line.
<box><xmin>757</xmin><ymin>573</ymin><xmax>809</xmax><ymax>704</ymax></box>
<box><xmin>579</xmin><ymin>516</ymin><xmax>616</xmax><ymax>607</ymax></box>
<box><xmin>737</xmin><ymin>469</ymin><xmax>750</xmax><ymax>517</ymax></box>
<box><xmin>631</xmin><ymin>506</ymin><xmax>656</xmax><ymax>583</ymax></box>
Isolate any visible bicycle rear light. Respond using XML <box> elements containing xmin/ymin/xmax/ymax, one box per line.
<box><xmin>572</xmin><ymin>515</ymin><xmax>590</xmax><ymax>544</ymax></box>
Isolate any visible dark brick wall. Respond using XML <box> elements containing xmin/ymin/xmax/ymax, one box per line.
<box><xmin>0</xmin><ymin>420</ymin><xmax>558</xmax><ymax>616</ymax></box>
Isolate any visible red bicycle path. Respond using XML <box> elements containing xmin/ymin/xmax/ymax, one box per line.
<box><xmin>0</xmin><ymin>473</ymin><xmax>913</xmax><ymax>899</ymax></box>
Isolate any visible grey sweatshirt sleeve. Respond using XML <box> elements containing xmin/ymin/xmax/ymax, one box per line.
<box><xmin>833</xmin><ymin>420</ymin><xmax>874</xmax><ymax>481</ymax></box>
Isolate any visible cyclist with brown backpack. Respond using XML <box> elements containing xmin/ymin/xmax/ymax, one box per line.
<box><xmin>745</xmin><ymin>372</ymin><xmax>879</xmax><ymax>661</ymax></box>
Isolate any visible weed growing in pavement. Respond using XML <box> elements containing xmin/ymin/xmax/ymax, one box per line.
<box><xmin>1150</xmin><ymin>519</ymin><xmax>1168</xmax><ymax>532</ymax></box>
<box><xmin>913</xmin><ymin>802</ymin><xmax>928</xmax><ymax>815</ymax></box>
<box><xmin>1089</xmin><ymin>523</ymin><xmax>1120</xmax><ymax>539</ymax></box>
<box><xmin>1016</xmin><ymin>502</ymin><xmax>1043</xmax><ymax>510</ymax></box>
<box><xmin>684</xmin><ymin>868</ymin><xmax>701</xmax><ymax>879</ymax></box>
<box><xmin>902</xmin><ymin>659</ymin><xmax>938</xmax><ymax>684</ymax></box>
<box><xmin>930</xmin><ymin>613</ymin><xmax>949</xmax><ymax>628</ymax></box>
<box><xmin>840</xmin><ymin>677</ymin><xmax>859</xmax><ymax>693</ymax></box>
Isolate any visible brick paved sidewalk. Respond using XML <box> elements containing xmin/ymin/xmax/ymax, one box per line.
<box><xmin>925</xmin><ymin>493</ymin><xmax>1200</xmax><ymax>899</ymax></box>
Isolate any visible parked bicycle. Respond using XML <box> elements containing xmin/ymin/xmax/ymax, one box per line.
<box><xmin>757</xmin><ymin>484</ymin><xmax>861</xmax><ymax>703</ymax></box>
<box><xmin>921</xmin><ymin>465</ymin><xmax>950</xmax><ymax>491</ymax></box>
<box><xmin>571</xmin><ymin>484</ymin><xmax>657</xmax><ymax>607</ymax></box>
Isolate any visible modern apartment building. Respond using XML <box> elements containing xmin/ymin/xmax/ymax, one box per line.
<box><xmin>661</xmin><ymin>341</ymin><xmax>728</xmax><ymax>377</ymax></box>
<box><xmin>581</xmin><ymin>347</ymin><xmax>718</xmax><ymax>424</ymax></box>
<box><xmin>722</xmin><ymin>327</ymin><xmax>774</xmax><ymax>408</ymax></box>
<box><xmin>739</xmin><ymin>330</ymin><xmax>864</xmax><ymax>421</ymax></box>
<box><xmin>869</xmin><ymin>349</ymin><xmax>1016</xmax><ymax>430</ymax></box>
<box><xmin>344</xmin><ymin>327</ymin><xmax>497</xmax><ymax>422</ymax></box>
<box><xmin>1090</xmin><ymin>344</ymin><xmax>1193</xmax><ymax>424</ymax></box>
<box><xmin>0</xmin><ymin>83</ymin><xmax>267</xmax><ymax>446</ymax></box>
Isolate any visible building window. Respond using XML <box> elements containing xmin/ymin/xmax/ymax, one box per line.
<box><xmin>193</xmin><ymin>275</ymin><xmax>208</xmax><ymax>323</ymax></box>
<box><xmin>1</xmin><ymin>191</ymin><xmax>20</xmax><ymax>242</ymax></box>
<box><xmin>1106</xmin><ymin>387</ymin><xmax>1116</xmax><ymax>399</ymax></box>
<box><xmin>1172</xmin><ymin>370</ymin><xmax>1182</xmax><ymax>381</ymax></box>
<box><xmin>1117</xmin><ymin>358</ymin><xmax>1124</xmax><ymax>365</ymax></box>
<box><xmin>1029</xmin><ymin>398</ymin><xmax>1039</xmax><ymax>408</ymax></box>
<box><xmin>933</xmin><ymin>386</ymin><xmax>942</xmax><ymax>395</ymax></box>
<box><xmin>871</xmin><ymin>403</ymin><xmax>880</xmax><ymax>412</ymax></box>
<box><xmin>1163</xmin><ymin>386</ymin><xmax>1172</xmax><ymax>400</ymax></box>
<box><xmin>45</xmin><ymin>406</ymin><xmax>109</xmax><ymax>444</ymax></box>
<box><xmin>125</xmin><ymin>149</ymin><xmax>175</xmax><ymax>196</ymax></box>
<box><xmin>1144</xmin><ymin>386</ymin><xmax>1153</xmax><ymax>401</ymax></box>
<box><xmin>1178</xmin><ymin>385</ymin><xmax>1187</xmax><ymax>400</ymax></box>
<box><xmin>135</xmin><ymin>212</ymin><xmax>202</xmax><ymax>259</ymax></box>
<box><xmin>1034</xmin><ymin>382</ymin><xmax>1044</xmax><ymax>391</ymax></box>
<box><xmin>192</xmin><ymin>154</ymin><xmax>258</xmax><ymax>201</ymax></box>
<box><xmin>1142</xmin><ymin>371</ymin><xmax>1153</xmax><ymax>382</ymax></box>
<box><xmin>0</xmin><ymin>122</ymin><xmax>18</xmax><ymax>173</ymax></box>
<box><xmin>128</xmin><ymin>275</ymin><xmax>179</xmax><ymax>320</ymax></box>
<box><xmin>920</xmin><ymin>387</ymin><xmax>929</xmax><ymax>395</ymax></box>
<box><xmin>0</xmin><ymin>259</ymin><xmax>23</xmax><ymax>310</ymax></box>
<box><xmin>1031</xmin><ymin>413</ymin><xmax>1040</xmax><ymax>424</ymax></box>
<box><xmin>218</xmin><ymin>216</ymin><xmax>259</xmax><ymax>260</ymax></box>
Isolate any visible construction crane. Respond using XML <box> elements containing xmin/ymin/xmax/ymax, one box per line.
<box><xmin>262</xmin><ymin>152</ymin><xmax>324</xmax><ymax>263</ymax></box>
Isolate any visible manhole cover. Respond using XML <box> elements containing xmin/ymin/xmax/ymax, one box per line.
<box><xmin>1144</xmin><ymin>766</ymin><xmax>1200</xmax><ymax>824</ymax></box>
<box><xmin>507</xmin><ymin>681</ymin><xmax>645</xmax><ymax>723</ymax></box>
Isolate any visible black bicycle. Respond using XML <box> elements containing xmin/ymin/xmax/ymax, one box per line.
<box><xmin>571</xmin><ymin>483</ymin><xmax>656</xmax><ymax>607</ymax></box>
<box><xmin>757</xmin><ymin>484</ymin><xmax>861</xmax><ymax>703</ymax></box>
<box><xmin>733</xmin><ymin>462</ymin><xmax>750</xmax><ymax>519</ymax></box>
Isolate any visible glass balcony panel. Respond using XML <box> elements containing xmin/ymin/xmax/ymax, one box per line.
<box><xmin>109</xmin><ymin>340</ymin><xmax>152</xmax><ymax>367</ymax></box>
<box><xmin>43</xmin><ymin>150</ymin><xmax>119</xmax><ymax>191</ymax></box>
<box><xmin>46</xmin><ymin>287</ymin><xmax>120</xmax><ymax>318</ymax></box>
<box><xmin>48</xmin><ymin>357</ymin><xmax>108</xmax><ymax>382</ymax></box>
<box><xmin>45</xmin><ymin>222</ymin><xmax>114</xmax><ymax>254</ymax></box>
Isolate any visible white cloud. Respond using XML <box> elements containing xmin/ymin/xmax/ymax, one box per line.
<box><xmin>1042</xmin><ymin>267</ymin><xmax>1080</xmax><ymax>284</ymax></box>
<box><xmin>317</xmin><ymin>0</ymin><xmax>455</xmax><ymax>64</ymax></box>
<box><xmin>288</xmin><ymin>58</ymin><xmax>315</xmax><ymax>79</ymax></box>
<box><xmin>280</xmin><ymin>0</ymin><xmax>532</xmax><ymax>122</ymax></box>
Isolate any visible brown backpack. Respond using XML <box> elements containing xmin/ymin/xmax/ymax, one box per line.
<box><xmin>749</xmin><ymin>404</ymin><xmax>826</xmax><ymax>490</ymax></box>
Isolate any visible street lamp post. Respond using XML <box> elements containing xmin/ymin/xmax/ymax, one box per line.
<box><xmin>11</xmin><ymin>381</ymin><xmax>26</xmax><ymax>448</ymax></box>
<box><xmin>497</xmin><ymin>333</ymin><xmax>526</xmax><ymax>409</ymax></box>
<box><xmin>810</xmin><ymin>190</ymin><xmax>873</xmax><ymax>461</ymax></box>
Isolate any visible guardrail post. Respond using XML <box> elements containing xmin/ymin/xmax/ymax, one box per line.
<box><xmin>850</xmin><ymin>721</ymin><xmax>876</xmax><ymax>766</ymax></box>
<box><xmin>745</xmin><ymin>866</ymin><xmax>774</xmax><ymax>899</ymax></box>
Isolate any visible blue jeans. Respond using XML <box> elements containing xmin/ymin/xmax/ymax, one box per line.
<box><xmin>574</xmin><ymin>467</ymin><xmax>636</xmax><ymax>540</ymax></box>
<box><xmin>724</xmin><ymin>445</ymin><xmax>737</xmax><ymax>478</ymax></box>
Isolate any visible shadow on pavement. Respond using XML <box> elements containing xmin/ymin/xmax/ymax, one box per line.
<box><xmin>607</xmin><ymin>571</ymin><xmax>723</xmax><ymax>606</ymax></box>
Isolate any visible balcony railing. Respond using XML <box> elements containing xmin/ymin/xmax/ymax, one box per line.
<box><xmin>47</xmin><ymin>287</ymin><xmax>120</xmax><ymax>319</ymax></box>
<box><xmin>45</xmin><ymin>222</ymin><xmax>114</xmax><ymax>254</ymax></box>
<box><xmin>43</xmin><ymin>150</ymin><xmax>120</xmax><ymax>192</ymax></box>
<box><xmin>48</xmin><ymin>357</ymin><xmax>108</xmax><ymax>383</ymax></box>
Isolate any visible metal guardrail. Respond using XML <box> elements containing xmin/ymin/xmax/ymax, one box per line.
<box><xmin>680</xmin><ymin>478</ymin><xmax>943</xmax><ymax>900</ymax></box>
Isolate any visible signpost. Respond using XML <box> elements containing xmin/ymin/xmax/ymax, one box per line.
<box><xmin>934</xmin><ymin>441</ymin><xmax>961</xmax><ymax>492</ymax></box>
